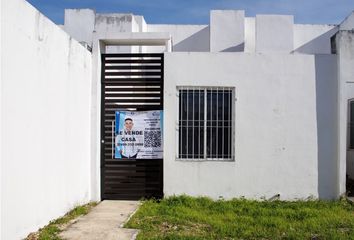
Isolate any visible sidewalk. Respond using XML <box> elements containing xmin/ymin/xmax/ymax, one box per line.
<box><xmin>60</xmin><ymin>200</ymin><xmax>140</xmax><ymax>240</ymax></box>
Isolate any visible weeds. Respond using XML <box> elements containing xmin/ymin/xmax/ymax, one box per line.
<box><xmin>125</xmin><ymin>195</ymin><xmax>354</xmax><ymax>239</ymax></box>
<box><xmin>26</xmin><ymin>202</ymin><xmax>97</xmax><ymax>240</ymax></box>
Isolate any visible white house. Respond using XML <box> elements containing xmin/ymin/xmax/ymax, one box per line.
<box><xmin>1</xmin><ymin>0</ymin><xmax>354</xmax><ymax>239</ymax></box>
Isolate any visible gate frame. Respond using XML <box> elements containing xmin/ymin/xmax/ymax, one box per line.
<box><xmin>100</xmin><ymin>53</ymin><xmax>164</xmax><ymax>200</ymax></box>
<box><xmin>91</xmin><ymin>32</ymin><xmax>171</xmax><ymax>201</ymax></box>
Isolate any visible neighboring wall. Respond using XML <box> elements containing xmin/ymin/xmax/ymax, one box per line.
<box><xmin>147</xmin><ymin>24</ymin><xmax>209</xmax><ymax>52</ymax></box>
<box><xmin>95</xmin><ymin>13</ymin><xmax>138</xmax><ymax>53</ymax></box>
<box><xmin>337</xmin><ymin>30</ymin><xmax>354</xmax><ymax>194</ymax></box>
<box><xmin>210</xmin><ymin>10</ymin><xmax>244</xmax><ymax>52</ymax></box>
<box><xmin>62</xmin><ymin>8</ymin><xmax>339</xmax><ymax>55</ymax></box>
<box><xmin>315</xmin><ymin>55</ymin><xmax>338</xmax><ymax>199</ymax></box>
<box><xmin>1</xmin><ymin>0</ymin><xmax>92</xmax><ymax>239</ymax></box>
<box><xmin>64</xmin><ymin>8</ymin><xmax>96</xmax><ymax>46</ymax></box>
<box><xmin>64</xmin><ymin>10</ymin><xmax>139</xmax><ymax>53</ymax></box>
<box><xmin>256</xmin><ymin>15</ymin><xmax>294</xmax><ymax>53</ymax></box>
<box><xmin>63</xmin><ymin>10</ymin><xmax>210</xmax><ymax>53</ymax></box>
<box><xmin>164</xmin><ymin>52</ymin><xmax>338</xmax><ymax>200</ymax></box>
<box><xmin>294</xmin><ymin>24</ymin><xmax>338</xmax><ymax>54</ymax></box>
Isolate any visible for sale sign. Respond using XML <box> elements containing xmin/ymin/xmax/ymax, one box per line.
<box><xmin>114</xmin><ymin>110</ymin><xmax>163</xmax><ymax>159</ymax></box>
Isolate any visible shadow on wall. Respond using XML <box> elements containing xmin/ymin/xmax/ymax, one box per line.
<box><xmin>294</xmin><ymin>27</ymin><xmax>338</xmax><ymax>54</ymax></box>
<box><xmin>315</xmin><ymin>55</ymin><xmax>338</xmax><ymax>199</ymax></box>
<box><xmin>220</xmin><ymin>43</ymin><xmax>245</xmax><ymax>52</ymax></box>
<box><xmin>173</xmin><ymin>26</ymin><xmax>210</xmax><ymax>52</ymax></box>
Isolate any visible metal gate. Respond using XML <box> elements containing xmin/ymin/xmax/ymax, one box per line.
<box><xmin>101</xmin><ymin>53</ymin><xmax>163</xmax><ymax>200</ymax></box>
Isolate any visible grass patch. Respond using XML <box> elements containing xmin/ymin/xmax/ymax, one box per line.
<box><xmin>125</xmin><ymin>195</ymin><xmax>354</xmax><ymax>239</ymax></box>
<box><xmin>26</xmin><ymin>202</ymin><xmax>97</xmax><ymax>240</ymax></box>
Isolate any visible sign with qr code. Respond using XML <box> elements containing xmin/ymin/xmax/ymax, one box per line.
<box><xmin>114</xmin><ymin>110</ymin><xmax>163</xmax><ymax>159</ymax></box>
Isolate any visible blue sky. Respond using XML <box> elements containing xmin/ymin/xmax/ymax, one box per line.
<box><xmin>27</xmin><ymin>0</ymin><xmax>353</xmax><ymax>25</ymax></box>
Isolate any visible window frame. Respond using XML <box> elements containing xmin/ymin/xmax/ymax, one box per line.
<box><xmin>176</xmin><ymin>86</ymin><xmax>235</xmax><ymax>161</ymax></box>
<box><xmin>348</xmin><ymin>99</ymin><xmax>354</xmax><ymax>151</ymax></box>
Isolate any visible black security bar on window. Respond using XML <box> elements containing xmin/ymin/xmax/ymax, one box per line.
<box><xmin>177</xmin><ymin>87</ymin><xmax>235</xmax><ymax>161</ymax></box>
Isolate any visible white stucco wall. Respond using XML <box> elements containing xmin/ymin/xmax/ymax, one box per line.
<box><xmin>210</xmin><ymin>10</ymin><xmax>245</xmax><ymax>52</ymax></box>
<box><xmin>256</xmin><ymin>15</ymin><xmax>294</xmax><ymax>53</ymax></box>
<box><xmin>314</xmin><ymin>55</ymin><xmax>338</xmax><ymax>199</ymax></box>
<box><xmin>337</xmin><ymin>31</ymin><xmax>354</xmax><ymax>194</ymax></box>
<box><xmin>134</xmin><ymin>15</ymin><xmax>147</xmax><ymax>32</ymax></box>
<box><xmin>339</xmin><ymin>12</ymin><xmax>354</xmax><ymax>30</ymax></box>
<box><xmin>94</xmin><ymin>13</ymin><xmax>133</xmax><ymax>36</ymax></box>
<box><xmin>1</xmin><ymin>0</ymin><xmax>92</xmax><ymax>239</ymax></box>
<box><xmin>245</xmin><ymin>17</ymin><xmax>256</xmax><ymax>53</ymax></box>
<box><xmin>147</xmin><ymin>24</ymin><xmax>209</xmax><ymax>52</ymax></box>
<box><xmin>293</xmin><ymin>24</ymin><xmax>338</xmax><ymax>54</ymax></box>
<box><xmin>64</xmin><ymin>12</ymin><xmax>140</xmax><ymax>53</ymax></box>
<box><xmin>134</xmin><ymin>15</ymin><xmax>147</xmax><ymax>53</ymax></box>
<box><xmin>64</xmin><ymin>9</ymin><xmax>96</xmax><ymax>46</ymax></box>
<box><xmin>61</xmin><ymin>8</ymin><xmax>348</xmax><ymax>56</ymax></box>
<box><xmin>95</xmin><ymin>13</ymin><xmax>135</xmax><ymax>53</ymax></box>
<box><xmin>164</xmin><ymin>52</ymin><xmax>337</xmax><ymax>200</ymax></box>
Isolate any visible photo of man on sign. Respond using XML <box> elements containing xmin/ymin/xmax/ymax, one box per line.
<box><xmin>115</xmin><ymin>111</ymin><xmax>163</xmax><ymax>159</ymax></box>
<box><xmin>115</xmin><ymin>116</ymin><xmax>143</xmax><ymax>158</ymax></box>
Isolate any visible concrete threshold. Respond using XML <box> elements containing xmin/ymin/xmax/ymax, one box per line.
<box><xmin>60</xmin><ymin>200</ymin><xmax>140</xmax><ymax>240</ymax></box>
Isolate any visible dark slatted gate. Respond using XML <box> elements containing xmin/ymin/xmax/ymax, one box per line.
<box><xmin>101</xmin><ymin>53</ymin><xmax>163</xmax><ymax>200</ymax></box>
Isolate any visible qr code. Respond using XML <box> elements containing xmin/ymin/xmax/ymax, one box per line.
<box><xmin>144</xmin><ymin>131</ymin><xmax>162</xmax><ymax>148</ymax></box>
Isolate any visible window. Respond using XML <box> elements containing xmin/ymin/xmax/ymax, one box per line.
<box><xmin>349</xmin><ymin>100</ymin><xmax>354</xmax><ymax>149</ymax></box>
<box><xmin>178</xmin><ymin>87</ymin><xmax>234</xmax><ymax>160</ymax></box>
